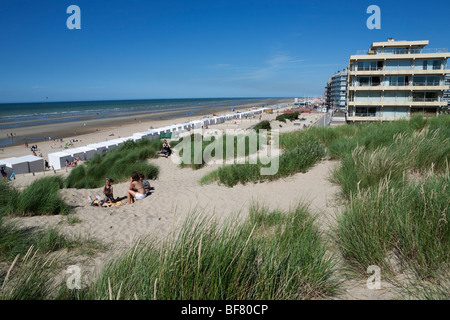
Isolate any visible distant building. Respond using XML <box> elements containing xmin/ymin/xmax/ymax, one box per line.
<box><xmin>331</xmin><ymin>69</ymin><xmax>348</xmax><ymax>111</ymax></box>
<box><xmin>347</xmin><ymin>39</ymin><xmax>450</xmax><ymax>122</ymax></box>
<box><xmin>324</xmin><ymin>78</ymin><xmax>332</xmax><ymax>108</ymax></box>
<box><xmin>444</xmin><ymin>74</ymin><xmax>450</xmax><ymax>111</ymax></box>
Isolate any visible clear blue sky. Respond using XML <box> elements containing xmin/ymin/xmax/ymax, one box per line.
<box><xmin>1</xmin><ymin>0</ymin><xmax>449</xmax><ymax>103</ymax></box>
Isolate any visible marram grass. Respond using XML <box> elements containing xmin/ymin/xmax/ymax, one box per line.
<box><xmin>58</xmin><ymin>205</ymin><xmax>339</xmax><ymax>300</ymax></box>
<box><xmin>65</xmin><ymin>138</ymin><xmax>161</xmax><ymax>189</ymax></box>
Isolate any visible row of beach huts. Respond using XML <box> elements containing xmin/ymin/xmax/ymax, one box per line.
<box><xmin>1</xmin><ymin>106</ymin><xmax>284</xmax><ymax>177</ymax></box>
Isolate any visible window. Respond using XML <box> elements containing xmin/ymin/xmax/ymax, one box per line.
<box><xmin>355</xmin><ymin>107</ymin><xmax>378</xmax><ymax>117</ymax></box>
<box><xmin>413</xmin><ymin>92</ymin><xmax>439</xmax><ymax>102</ymax></box>
<box><xmin>385</xmin><ymin>60</ymin><xmax>411</xmax><ymax>71</ymax></box>
<box><xmin>357</xmin><ymin>61</ymin><xmax>378</xmax><ymax>71</ymax></box>
<box><xmin>385</xmin><ymin>76</ymin><xmax>406</xmax><ymax>86</ymax></box>
<box><xmin>384</xmin><ymin>92</ymin><xmax>409</xmax><ymax>102</ymax></box>
<box><xmin>413</xmin><ymin>76</ymin><xmax>440</xmax><ymax>86</ymax></box>
<box><xmin>414</xmin><ymin>60</ymin><xmax>441</xmax><ymax>70</ymax></box>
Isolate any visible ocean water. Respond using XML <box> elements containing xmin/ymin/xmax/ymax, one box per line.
<box><xmin>0</xmin><ymin>98</ymin><xmax>283</xmax><ymax>147</ymax></box>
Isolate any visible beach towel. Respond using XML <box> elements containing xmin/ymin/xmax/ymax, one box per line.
<box><xmin>88</xmin><ymin>199</ymin><xmax>122</xmax><ymax>208</ymax></box>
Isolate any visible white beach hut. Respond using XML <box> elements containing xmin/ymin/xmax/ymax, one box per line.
<box><xmin>78</xmin><ymin>146</ymin><xmax>97</xmax><ymax>160</ymax></box>
<box><xmin>86</xmin><ymin>143</ymin><xmax>108</xmax><ymax>155</ymax></box>
<box><xmin>3</xmin><ymin>157</ymin><xmax>30</xmax><ymax>175</ymax></box>
<box><xmin>48</xmin><ymin>151</ymin><xmax>73</xmax><ymax>170</ymax></box>
<box><xmin>19</xmin><ymin>155</ymin><xmax>45</xmax><ymax>173</ymax></box>
<box><xmin>192</xmin><ymin>120</ymin><xmax>204</xmax><ymax>129</ymax></box>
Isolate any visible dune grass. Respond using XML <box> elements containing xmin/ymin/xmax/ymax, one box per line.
<box><xmin>201</xmin><ymin>137</ymin><xmax>326</xmax><ymax>187</ymax></box>
<box><xmin>64</xmin><ymin>138</ymin><xmax>161</xmax><ymax>189</ymax></box>
<box><xmin>177</xmin><ymin>133</ymin><xmax>262</xmax><ymax>170</ymax></box>
<box><xmin>335</xmin><ymin>172</ymin><xmax>449</xmax><ymax>278</ymax></box>
<box><xmin>58</xmin><ymin>205</ymin><xmax>338</xmax><ymax>300</ymax></box>
<box><xmin>0</xmin><ymin>177</ymin><xmax>68</xmax><ymax>217</ymax></box>
<box><xmin>276</xmin><ymin>111</ymin><xmax>299</xmax><ymax>123</ymax></box>
<box><xmin>0</xmin><ymin>249</ymin><xmax>60</xmax><ymax>300</ymax></box>
<box><xmin>0</xmin><ymin>212</ymin><xmax>104</xmax><ymax>263</ymax></box>
<box><xmin>331</xmin><ymin>123</ymin><xmax>449</xmax><ymax>198</ymax></box>
<box><xmin>252</xmin><ymin>120</ymin><xmax>271</xmax><ymax>133</ymax></box>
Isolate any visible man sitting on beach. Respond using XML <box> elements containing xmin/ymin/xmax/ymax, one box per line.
<box><xmin>127</xmin><ymin>172</ymin><xmax>147</xmax><ymax>204</ymax></box>
<box><xmin>139</xmin><ymin>174</ymin><xmax>151</xmax><ymax>194</ymax></box>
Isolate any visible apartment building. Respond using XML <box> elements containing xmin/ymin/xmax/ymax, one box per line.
<box><xmin>347</xmin><ymin>39</ymin><xmax>450</xmax><ymax>122</ymax></box>
<box><xmin>444</xmin><ymin>74</ymin><xmax>450</xmax><ymax>110</ymax></box>
<box><xmin>324</xmin><ymin>78</ymin><xmax>332</xmax><ymax>108</ymax></box>
<box><xmin>330</xmin><ymin>69</ymin><xmax>348</xmax><ymax>111</ymax></box>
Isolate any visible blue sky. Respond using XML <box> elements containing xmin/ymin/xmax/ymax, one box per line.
<box><xmin>0</xmin><ymin>0</ymin><xmax>449</xmax><ymax>103</ymax></box>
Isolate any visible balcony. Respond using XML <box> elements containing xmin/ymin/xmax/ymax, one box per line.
<box><xmin>355</xmin><ymin>112</ymin><xmax>377</xmax><ymax>117</ymax></box>
<box><xmin>355</xmin><ymin>48</ymin><xmax>449</xmax><ymax>55</ymax></box>
<box><xmin>412</xmin><ymin>97</ymin><xmax>439</xmax><ymax>102</ymax></box>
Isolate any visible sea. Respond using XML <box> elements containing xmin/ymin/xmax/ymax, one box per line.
<box><xmin>0</xmin><ymin>98</ymin><xmax>286</xmax><ymax>148</ymax></box>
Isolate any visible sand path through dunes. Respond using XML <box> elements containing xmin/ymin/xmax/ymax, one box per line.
<box><xmin>13</xmin><ymin>157</ymin><xmax>341</xmax><ymax>247</ymax></box>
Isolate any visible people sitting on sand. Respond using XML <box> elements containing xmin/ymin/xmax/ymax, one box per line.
<box><xmin>127</xmin><ymin>172</ymin><xmax>147</xmax><ymax>204</ymax></box>
<box><xmin>103</xmin><ymin>177</ymin><xmax>114</xmax><ymax>203</ymax></box>
<box><xmin>139</xmin><ymin>174</ymin><xmax>151</xmax><ymax>194</ymax></box>
<box><xmin>1</xmin><ymin>166</ymin><xmax>7</xmax><ymax>180</ymax></box>
<box><xmin>65</xmin><ymin>159</ymin><xmax>71</xmax><ymax>167</ymax></box>
<box><xmin>158</xmin><ymin>139</ymin><xmax>172</xmax><ymax>157</ymax></box>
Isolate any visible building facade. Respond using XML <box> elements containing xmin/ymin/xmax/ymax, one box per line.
<box><xmin>347</xmin><ymin>39</ymin><xmax>450</xmax><ymax>122</ymax></box>
<box><xmin>330</xmin><ymin>69</ymin><xmax>348</xmax><ymax>111</ymax></box>
<box><xmin>444</xmin><ymin>74</ymin><xmax>450</xmax><ymax>110</ymax></box>
<box><xmin>324</xmin><ymin>78</ymin><xmax>332</xmax><ymax>108</ymax></box>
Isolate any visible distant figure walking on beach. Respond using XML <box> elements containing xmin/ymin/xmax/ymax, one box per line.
<box><xmin>127</xmin><ymin>172</ymin><xmax>147</xmax><ymax>204</ymax></box>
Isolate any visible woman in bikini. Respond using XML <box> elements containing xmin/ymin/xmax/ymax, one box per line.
<box><xmin>127</xmin><ymin>172</ymin><xmax>147</xmax><ymax>205</ymax></box>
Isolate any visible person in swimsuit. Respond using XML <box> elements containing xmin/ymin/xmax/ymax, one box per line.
<box><xmin>103</xmin><ymin>178</ymin><xmax>114</xmax><ymax>202</ymax></box>
<box><xmin>127</xmin><ymin>172</ymin><xmax>147</xmax><ymax>205</ymax></box>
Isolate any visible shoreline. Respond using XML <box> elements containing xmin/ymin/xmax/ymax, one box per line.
<box><xmin>0</xmin><ymin>99</ymin><xmax>294</xmax><ymax>161</ymax></box>
<box><xmin>0</xmin><ymin>99</ymin><xmax>291</xmax><ymax>149</ymax></box>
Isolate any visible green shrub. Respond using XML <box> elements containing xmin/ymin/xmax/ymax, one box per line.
<box><xmin>276</xmin><ymin>112</ymin><xmax>299</xmax><ymax>123</ymax></box>
<box><xmin>15</xmin><ymin>176</ymin><xmax>68</xmax><ymax>216</ymax></box>
<box><xmin>252</xmin><ymin>120</ymin><xmax>271</xmax><ymax>133</ymax></box>
<box><xmin>65</xmin><ymin>138</ymin><xmax>161</xmax><ymax>189</ymax></box>
<box><xmin>0</xmin><ymin>177</ymin><xmax>68</xmax><ymax>217</ymax></box>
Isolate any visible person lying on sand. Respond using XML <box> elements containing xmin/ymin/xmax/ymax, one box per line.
<box><xmin>127</xmin><ymin>172</ymin><xmax>147</xmax><ymax>204</ymax></box>
<box><xmin>103</xmin><ymin>178</ymin><xmax>114</xmax><ymax>203</ymax></box>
